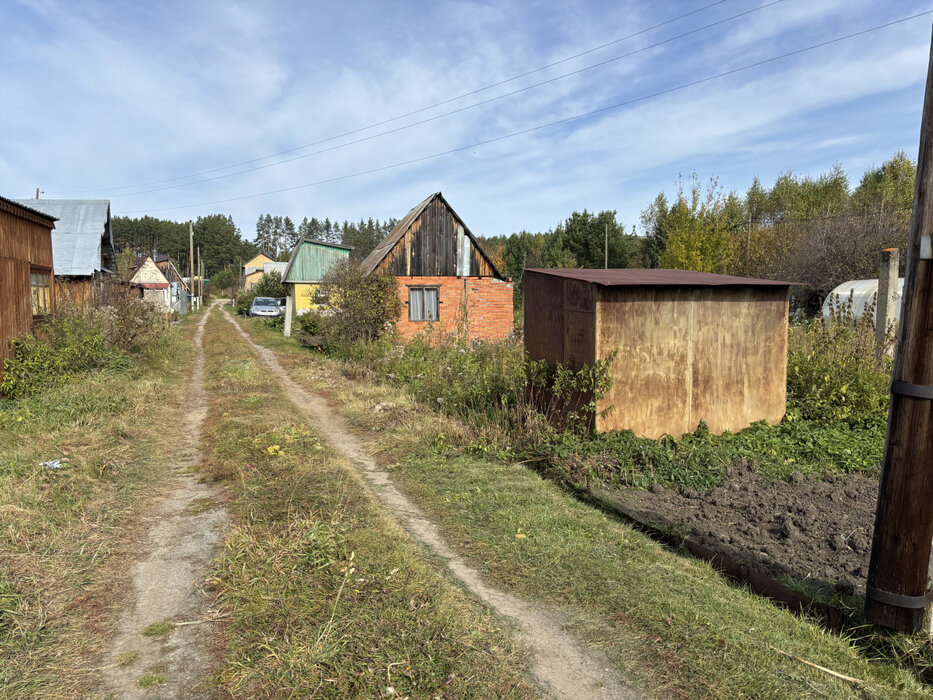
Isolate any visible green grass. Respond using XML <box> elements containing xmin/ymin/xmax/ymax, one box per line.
<box><xmin>137</xmin><ymin>673</ymin><xmax>166</xmax><ymax>688</ymax></box>
<box><xmin>0</xmin><ymin>320</ymin><xmax>194</xmax><ymax>699</ymax></box>
<box><xmin>141</xmin><ymin>621</ymin><xmax>175</xmax><ymax>638</ymax></box>
<box><xmin>236</xmin><ymin>316</ymin><xmax>933</xmax><ymax>699</ymax></box>
<box><xmin>201</xmin><ymin>311</ymin><xmax>537</xmax><ymax>698</ymax></box>
<box><xmin>115</xmin><ymin>651</ymin><xmax>139</xmax><ymax>667</ymax></box>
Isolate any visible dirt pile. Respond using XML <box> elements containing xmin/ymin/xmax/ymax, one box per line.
<box><xmin>610</xmin><ymin>464</ymin><xmax>879</xmax><ymax>597</ymax></box>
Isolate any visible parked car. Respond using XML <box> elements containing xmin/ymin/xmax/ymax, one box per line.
<box><xmin>249</xmin><ymin>296</ymin><xmax>282</xmax><ymax>318</ymax></box>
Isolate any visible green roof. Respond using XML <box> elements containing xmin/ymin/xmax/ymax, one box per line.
<box><xmin>282</xmin><ymin>238</ymin><xmax>352</xmax><ymax>283</ymax></box>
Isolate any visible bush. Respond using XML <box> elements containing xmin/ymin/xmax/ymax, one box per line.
<box><xmin>787</xmin><ymin>297</ymin><xmax>891</xmax><ymax>428</ymax></box>
<box><xmin>1</xmin><ymin>304</ymin><xmax>128</xmax><ymax>398</ymax></box>
<box><xmin>1</xmin><ymin>282</ymin><xmax>171</xmax><ymax>398</ymax></box>
<box><xmin>318</xmin><ymin>261</ymin><xmax>401</xmax><ymax>344</ymax></box>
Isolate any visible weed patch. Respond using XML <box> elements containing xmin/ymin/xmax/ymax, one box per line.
<box><xmin>0</xmin><ymin>315</ymin><xmax>192</xmax><ymax>698</ymax></box>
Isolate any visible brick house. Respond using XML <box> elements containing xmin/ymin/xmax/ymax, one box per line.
<box><xmin>362</xmin><ymin>192</ymin><xmax>513</xmax><ymax>341</ymax></box>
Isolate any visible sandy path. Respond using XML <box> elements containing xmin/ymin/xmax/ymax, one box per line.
<box><xmin>99</xmin><ymin>305</ymin><xmax>228</xmax><ymax>698</ymax></box>
<box><xmin>223</xmin><ymin>309</ymin><xmax>638</xmax><ymax>700</ymax></box>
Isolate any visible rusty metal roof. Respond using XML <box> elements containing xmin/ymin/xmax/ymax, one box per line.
<box><xmin>524</xmin><ymin>268</ymin><xmax>795</xmax><ymax>287</ymax></box>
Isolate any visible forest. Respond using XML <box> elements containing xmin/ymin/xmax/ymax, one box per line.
<box><xmin>112</xmin><ymin>150</ymin><xmax>914</xmax><ymax>311</ymax></box>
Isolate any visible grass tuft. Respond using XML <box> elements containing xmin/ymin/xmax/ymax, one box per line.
<box><xmin>141</xmin><ymin>621</ymin><xmax>175</xmax><ymax>638</ymax></box>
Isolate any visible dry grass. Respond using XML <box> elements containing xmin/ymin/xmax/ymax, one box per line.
<box><xmin>200</xmin><ymin>312</ymin><xmax>537</xmax><ymax>698</ymax></box>
<box><xmin>236</xmin><ymin>315</ymin><xmax>933</xmax><ymax>699</ymax></box>
<box><xmin>0</xmin><ymin>314</ymin><xmax>197</xmax><ymax>698</ymax></box>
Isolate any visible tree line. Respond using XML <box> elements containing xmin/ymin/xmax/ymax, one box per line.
<box><xmin>114</xmin><ymin>150</ymin><xmax>914</xmax><ymax>312</ymax></box>
<box><xmin>113</xmin><ymin>212</ymin><xmax>399</xmax><ymax>277</ymax></box>
<box><xmin>480</xmin><ymin>151</ymin><xmax>915</xmax><ymax>310</ymax></box>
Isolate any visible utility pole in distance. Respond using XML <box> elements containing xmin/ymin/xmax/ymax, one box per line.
<box><xmin>867</xmin><ymin>28</ymin><xmax>933</xmax><ymax>633</ymax></box>
<box><xmin>189</xmin><ymin>222</ymin><xmax>194</xmax><ymax>309</ymax></box>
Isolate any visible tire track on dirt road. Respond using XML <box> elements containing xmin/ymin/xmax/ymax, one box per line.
<box><xmin>99</xmin><ymin>304</ymin><xmax>228</xmax><ymax>699</ymax></box>
<box><xmin>222</xmin><ymin>308</ymin><xmax>638</xmax><ymax>699</ymax></box>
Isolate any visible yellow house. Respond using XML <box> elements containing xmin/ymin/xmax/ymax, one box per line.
<box><xmin>281</xmin><ymin>239</ymin><xmax>352</xmax><ymax>336</ymax></box>
<box><xmin>243</xmin><ymin>252</ymin><xmax>275</xmax><ymax>290</ymax></box>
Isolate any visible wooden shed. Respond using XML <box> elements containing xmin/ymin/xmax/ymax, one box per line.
<box><xmin>362</xmin><ymin>192</ymin><xmax>513</xmax><ymax>341</ymax></box>
<box><xmin>0</xmin><ymin>196</ymin><xmax>57</xmax><ymax>368</ymax></box>
<box><xmin>523</xmin><ymin>268</ymin><xmax>792</xmax><ymax>438</ymax></box>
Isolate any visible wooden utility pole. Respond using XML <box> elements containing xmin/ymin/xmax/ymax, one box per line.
<box><xmin>876</xmin><ymin>248</ymin><xmax>899</xmax><ymax>350</ymax></box>
<box><xmin>604</xmin><ymin>222</ymin><xmax>608</xmax><ymax>269</ymax></box>
<box><xmin>196</xmin><ymin>246</ymin><xmax>201</xmax><ymax>309</ymax></box>
<box><xmin>866</xmin><ymin>29</ymin><xmax>933</xmax><ymax>633</ymax></box>
<box><xmin>188</xmin><ymin>221</ymin><xmax>194</xmax><ymax>307</ymax></box>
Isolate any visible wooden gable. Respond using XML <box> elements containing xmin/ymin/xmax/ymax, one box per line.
<box><xmin>362</xmin><ymin>193</ymin><xmax>503</xmax><ymax>279</ymax></box>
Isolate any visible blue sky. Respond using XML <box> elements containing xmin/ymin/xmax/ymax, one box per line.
<box><xmin>1</xmin><ymin>0</ymin><xmax>930</xmax><ymax>240</ymax></box>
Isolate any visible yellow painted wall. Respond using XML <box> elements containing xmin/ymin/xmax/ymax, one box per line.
<box><xmin>291</xmin><ymin>283</ymin><xmax>323</xmax><ymax>312</ymax></box>
<box><xmin>244</xmin><ymin>270</ymin><xmax>265</xmax><ymax>290</ymax></box>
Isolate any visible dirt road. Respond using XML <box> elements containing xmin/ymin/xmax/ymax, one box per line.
<box><xmin>99</xmin><ymin>306</ymin><xmax>228</xmax><ymax>698</ymax></box>
<box><xmin>222</xmin><ymin>308</ymin><xmax>638</xmax><ymax>700</ymax></box>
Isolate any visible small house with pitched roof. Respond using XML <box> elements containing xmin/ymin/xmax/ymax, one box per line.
<box><xmin>281</xmin><ymin>239</ymin><xmax>352</xmax><ymax>336</ymax></box>
<box><xmin>361</xmin><ymin>192</ymin><xmax>513</xmax><ymax>341</ymax></box>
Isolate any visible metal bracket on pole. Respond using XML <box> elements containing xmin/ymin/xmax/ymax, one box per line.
<box><xmin>866</xmin><ymin>586</ymin><xmax>933</xmax><ymax>609</ymax></box>
<box><xmin>891</xmin><ymin>380</ymin><xmax>933</xmax><ymax>400</ymax></box>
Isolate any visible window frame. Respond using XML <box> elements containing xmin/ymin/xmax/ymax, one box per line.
<box><xmin>30</xmin><ymin>266</ymin><xmax>52</xmax><ymax>319</ymax></box>
<box><xmin>407</xmin><ymin>285</ymin><xmax>440</xmax><ymax>322</ymax></box>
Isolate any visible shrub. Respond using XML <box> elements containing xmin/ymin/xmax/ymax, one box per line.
<box><xmin>1</xmin><ymin>281</ymin><xmax>170</xmax><ymax>398</ymax></box>
<box><xmin>0</xmin><ymin>304</ymin><xmax>127</xmax><ymax>398</ymax></box>
<box><xmin>787</xmin><ymin>297</ymin><xmax>891</xmax><ymax>428</ymax></box>
<box><xmin>318</xmin><ymin>261</ymin><xmax>401</xmax><ymax>344</ymax></box>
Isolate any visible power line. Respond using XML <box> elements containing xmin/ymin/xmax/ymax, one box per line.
<box><xmin>46</xmin><ymin>0</ymin><xmax>735</xmax><ymax>195</ymax></box>
<box><xmin>124</xmin><ymin>11</ymin><xmax>932</xmax><ymax>215</ymax></box>
<box><xmin>105</xmin><ymin>0</ymin><xmax>789</xmax><ymax>200</ymax></box>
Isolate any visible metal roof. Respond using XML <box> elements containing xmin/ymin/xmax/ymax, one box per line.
<box><xmin>12</xmin><ymin>199</ymin><xmax>112</xmax><ymax>276</ymax></box>
<box><xmin>524</xmin><ymin>268</ymin><xmax>795</xmax><ymax>287</ymax></box>
<box><xmin>0</xmin><ymin>195</ymin><xmax>57</xmax><ymax>226</ymax></box>
<box><xmin>361</xmin><ymin>192</ymin><xmax>504</xmax><ymax>279</ymax></box>
<box><xmin>282</xmin><ymin>238</ymin><xmax>352</xmax><ymax>283</ymax></box>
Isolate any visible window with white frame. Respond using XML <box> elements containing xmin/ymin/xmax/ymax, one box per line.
<box><xmin>30</xmin><ymin>268</ymin><xmax>51</xmax><ymax>317</ymax></box>
<box><xmin>408</xmin><ymin>286</ymin><xmax>439</xmax><ymax>322</ymax></box>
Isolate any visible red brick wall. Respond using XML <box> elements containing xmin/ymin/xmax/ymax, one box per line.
<box><xmin>394</xmin><ymin>276</ymin><xmax>513</xmax><ymax>342</ymax></box>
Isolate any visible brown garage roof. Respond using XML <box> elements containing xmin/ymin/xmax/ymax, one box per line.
<box><xmin>524</xmin><ymin>268</ymin><xmax>795</xmax><ymax>287</ymax></box>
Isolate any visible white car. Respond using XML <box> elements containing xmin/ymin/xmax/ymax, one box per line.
<box><xmin>249</xmin><ymin>297</ymin><xmax>281</xmax><ymax>317</ymax></box>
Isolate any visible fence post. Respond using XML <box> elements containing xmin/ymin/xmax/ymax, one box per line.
<box><xmin>876</xmin><ymin>247</ymin><xmax>899</xmax><ymax>352</ymax></box>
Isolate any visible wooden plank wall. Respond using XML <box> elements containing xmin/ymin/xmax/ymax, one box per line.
<box><xmin>595</xmin><ymin>286</ymin><xmax>789</xmax><ymax>437</ymax></box>
<box><xmin>377</xmin><ymin>198</ymin><xmax>495</xmax><ymax>277</ymax></box>
<box><xmin>0</xmin><ymin>209</ymin><xmax>55</xmax><ymax>366</ymax></box>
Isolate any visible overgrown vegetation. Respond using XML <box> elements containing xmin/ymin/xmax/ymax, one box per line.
<box><xmin>237</xmin><ymin>316</ymin><xmax>930</xmax><ymax>698</ymax></box>
<box><xmin>293</xmin><ymin>261</ymin><xmax>401</xmax><ymax>347</ymax></box>
<box><xmin>0</xmin><ymin>311</ymin><xmax>192</xmax><ymax>698</ymax></box>
<box><xmin>297</xmin><ymin>301</ymin><xmax>889</xmax><ymax>493</ymax></box>
<box><xmin>1</xmin><ymin>284</ymin><xmax>170</xmax><ymax>398</ymax></box>
<box><xmin>201</xmin><ymin>311</ymin><xmax>534</xmax><ymax>698</ymax></box>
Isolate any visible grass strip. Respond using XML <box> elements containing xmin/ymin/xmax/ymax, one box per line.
<box><xmin>238</xmin><ymin>315</ymin><xmax>932</xmax><ymax>699</ymax></box>
<box><xmin>0</xmin><ymin>314</ymin><xmax>198</xmax><ymax>699</ymax></box>
<box><xmin>200</xmin><ymin>310</ymin><xmax>537</xmax><ymax>698</ymax></box>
